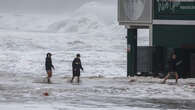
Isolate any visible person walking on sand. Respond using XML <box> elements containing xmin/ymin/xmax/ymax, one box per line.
<box><xmin>162</xmin><ymin>53</ymin><xmax>179</xmax><ymax>84</ymax></box>
<box><xmin>71</xmin><ymin>54</ymin><xmax>84</xmax><ymax>84</ymax></box>
<box><xmin>45</xmin><ymin>53</ymin><xmax>55</xmax><ymax>83</ymax></box>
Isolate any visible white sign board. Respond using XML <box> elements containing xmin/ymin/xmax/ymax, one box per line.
<box><xmin>118</xmin><ymin>0</ymin><xmax>152</xmax><ymax>25</ymax></box>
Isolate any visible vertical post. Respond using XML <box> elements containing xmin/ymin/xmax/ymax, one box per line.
<box><xmin>127</xmin><ymin>28</ymin><xmax>137</xmax><ymax>77</ymax></box>
<box><xmin>149</xmin><ymin>25</ymin><xmax>153</xmax><ymax>46</ymax></box>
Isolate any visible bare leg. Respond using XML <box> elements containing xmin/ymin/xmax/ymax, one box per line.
<box><xmin>48</xmin><ymin>78</ymin><xmax>51</xmax><ymax>83</ymax></box>
<box><xmin>47</xmin><ymin>70</ymin><xmax>52</xmax><ymax>83</ymax></box>
<box><xmin>162</xmin><ymin>73</ymin><xmax>170</xmax><ymax>84</ymax></box>
<box><xmin>71</xmin><ymin>76</ymin><xmax>75</xmax><ymax>83</ymax></box>
<box><xmin>77</xmin><ymin>76</ymin><xmax>80</xmax><ymax>83</ymax></box>
<box><xmin>175</xmin><ymin>72</ymin><xmax>179</xmax><ymax>84</ymax></box>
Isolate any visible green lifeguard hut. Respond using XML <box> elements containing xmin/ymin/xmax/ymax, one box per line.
<box><xmin>118</xmin><ymin>0</ymin><xmax>195</xmax><ymax>78</ymax></box>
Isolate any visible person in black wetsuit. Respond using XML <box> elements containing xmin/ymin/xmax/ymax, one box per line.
<box><xmin>45</xmin><ymin>53</ymin><xmax>55</xmax><ymax>83</ymax></box>
<box><xmin>162</xmin><ymin>53</ymin><xmax>179</xmax><ymax>84</ymax></box>
<box><xmin>71</xmin><ymin>54</ymin><xmax>83</xmax><ymax>83</ymax></box>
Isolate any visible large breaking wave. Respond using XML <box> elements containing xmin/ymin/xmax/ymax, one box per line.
<box><xmin>0</xmin><ymin>2</ymin><xmax>127</xmax><ymax>77</ymax></box>
<box><xmin>0</xmin><ymin>2</ymin><xmax>121</xmax><ymax>34</ymax></box>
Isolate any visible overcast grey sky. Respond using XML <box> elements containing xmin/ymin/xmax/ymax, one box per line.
<box><xmin>0</xmin><ymin>0</ymin><xmax>116</xmax><ymax>14</ymax></box>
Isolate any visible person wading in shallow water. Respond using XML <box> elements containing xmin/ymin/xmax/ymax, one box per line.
<box><xmin>45</xmin><ymin>53</ymin><xmax>55</xmax><ymax>83</ymax></box>
<box><xmin>162</xmin><ymin>53</ymin><xmax>179</xmax><ymax>84</ymax></box>
<box><xmin>71</xmin><ymin>54</ymin><xmax>84</xmax><ymax>84</ymax></box>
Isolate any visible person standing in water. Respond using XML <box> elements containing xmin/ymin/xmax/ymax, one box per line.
<box><xmin>71</xmin><ymin>54</ymin><xmax>84</xmax><ymax>84</ymax></box>
<box><xmin>45</xmin><ymin>53</ymin><xmax>55</xmax><ymax>83</ymax></box>
<box><xmin>162</xmin><ymin>53</ymin><xmax>179</xmax><ymax>84</ymax></box>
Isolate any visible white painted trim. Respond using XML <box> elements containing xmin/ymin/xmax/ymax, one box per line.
<box><xmin>153</xmin><ymin>20</ymin><xmax>195</xmax><ymax>25</ymax></box>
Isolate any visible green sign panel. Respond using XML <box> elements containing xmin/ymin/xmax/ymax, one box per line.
<box><xmin>153</xmin><ymin>25</ymin><xmax>195</xmax><ymax>48</ymax></box>
<box><xmin>154</xmin><ymin>0</ymin><xmax>195</xmax><ymax>20</ymax></box>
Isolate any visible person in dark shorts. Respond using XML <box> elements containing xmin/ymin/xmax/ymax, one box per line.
<box><xmin>45</xmin><ymin>53</ymin><xmax>55</xmax><ymax>83</ymax></box>
<box><xmin>162</xmin><ymin>53</ymin><xmax>179</xmax><ymax>84</ymax></box>
<box><xmin>71</xmin><ymin>54</ymin><xmax>84</xmax><ymax>83</ymax></box>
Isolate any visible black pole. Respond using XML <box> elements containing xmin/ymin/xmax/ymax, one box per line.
<box><xmin>127</xmin><ymin>29</ymin><xmax>137</xmax><ymax>77</ymax></box>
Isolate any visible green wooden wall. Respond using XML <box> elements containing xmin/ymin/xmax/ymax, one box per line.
<box><xmin>153</xmin><ymin>25</ymin><xmax>195</xmax><ymax>48</ymax></box>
